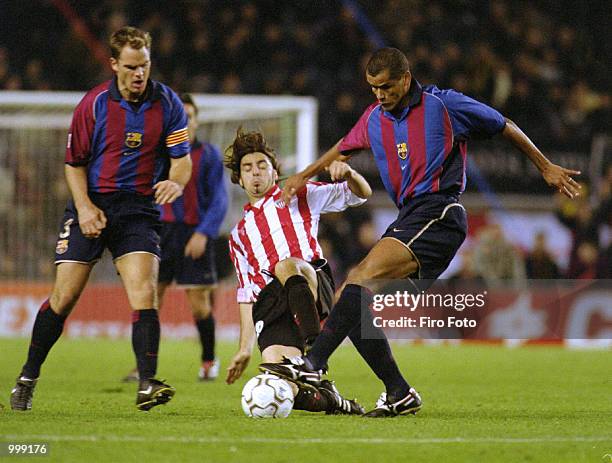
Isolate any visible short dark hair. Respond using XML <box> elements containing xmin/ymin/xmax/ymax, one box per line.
<box><xmin>180</xmin><ymin>93</ymin><xmax>198</xmax><ymax>115</ymax></box>
<box><xmin>366</xmin><ymin>47</ymin><xmax>410</xmax><ymax>79</ymax></box>
<box><xmin>109</xmin><ymin>26</ymin><xmax>152</xmax><ymax>60</ymax></box>
<box><xmin>224</xmin><ymin>128</ymin><xmax>281</xmax><ymax>185</ymax></box>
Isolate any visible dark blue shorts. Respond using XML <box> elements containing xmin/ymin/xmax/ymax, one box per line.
<box><xmin>158</xmin><ymin>222</ymin><xmax>217</xmax><ymax>286</ymax></box>
<box><xmin>382</xmin><ymin>194</ymin><xmax>467</xmax><ymax>280</ymax></box>
<box><xmin>54</xmin><ymin>192</ymin><xmax>161</xmax><ymax>264</ymax></box>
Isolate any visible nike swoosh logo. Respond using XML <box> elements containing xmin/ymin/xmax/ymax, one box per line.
<box><xmin>401</xmin><ymin>165</ymin><xmax>407</xmax><ymax>170</ymax></box>
<box><xmin>138</xmin><ymin>386</ymin><xmax>153</xmax><ymax>395</ymax></box>
<box><xmin>393</xmin><ymin>228</ymin><xmax>406</xmax><ymax>232</ymax></box>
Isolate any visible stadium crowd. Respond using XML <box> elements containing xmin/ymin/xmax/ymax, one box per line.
<box><xmin>0</xmin><ymin>0</ymin><xmax>609</xmax><ymax>282</ymax></box>
<box><xmin>0</xmin><ymin>0</ymin><xmax>609</xmax><ymax>150</ymax></box>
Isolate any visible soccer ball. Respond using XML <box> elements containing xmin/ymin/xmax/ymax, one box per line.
<box><xmin>241</xmin><ymin>373</ymin><xmax>294</xmax><ymax>418</ymax></box>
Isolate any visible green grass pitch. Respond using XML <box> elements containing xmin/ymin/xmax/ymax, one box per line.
<box><xmin>0</xmin><ymin>338</ymin><xmax>610</xmax><ymax>462</ymax></box>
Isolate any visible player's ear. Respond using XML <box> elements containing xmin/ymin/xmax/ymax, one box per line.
<box><xmin>273</xmin><ymin>170</ymin><xmax>278</xmax><ymax>182</ymax></box>
<box><xmin>403</xmin><ymin>71</ymin><xmax>412</xmax><ymax>91</ymax></box>
<box><xmin>110</xmin><ymin>58</ymin><xmax>119</xmax><ymax>73</ymax></box>
<box><xmin>238</xmin><ymin>177</ymin><xmax>244</xmax><ymax>187</ymax></box>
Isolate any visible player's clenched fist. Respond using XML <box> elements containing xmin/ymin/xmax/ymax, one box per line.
<box><xmin>76</xmin><ymin>203</ymin><xmax>107</xmax><ymax>239</ymax></box>
<box><xmin>153</xmin><ymin>180</ymin><xmax>184</xmax><ymax>205</ymax></box>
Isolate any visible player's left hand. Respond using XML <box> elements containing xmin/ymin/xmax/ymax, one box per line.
<box><xmin>542</xmin><ymin>163</ymin><xmax>581</xmax><ymax>199</ymax></box>
<box><xmin>226</xmin><ymin>350</ymin><xmax>251</xmax><ymax>384</ymax></box>
<box><xmin>326</xmin><ymin>160</ymin><xmax>353</xmax><ymax>181</ymax></box>
<box><xmin>185</xmin><ymin>232</ymin><xmax>208</xmax><ymax>259</ymax></box>
<box><xmin>281</xmin><ymin>173</ymin><xmax>308</xmax><ymax>206</ymax></box>
<box><xmin>153</xmin><ymin>180</ymin><xmax>184</xmax><ymax>205</ymax></box>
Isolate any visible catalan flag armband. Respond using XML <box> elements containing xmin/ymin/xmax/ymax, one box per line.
<box><xmin>166</xmin><ymin>127</ymin><xmax>189</xmax><ymax>147</ymax></box>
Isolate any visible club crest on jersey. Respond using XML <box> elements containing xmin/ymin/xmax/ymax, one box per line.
<box><xmin>56</xmin><ymin>239</ymin><xmax>69</xmax><ymax>255</ymax></box>
<box><xmin>125</xmin><ymin>132</ymin><xmax>143</xmax><ymax>149</ymax></box>
<box><xmin>397</xmin><ymin>142</ymin><xmax>408</xmax><ymax>160</ymax></box>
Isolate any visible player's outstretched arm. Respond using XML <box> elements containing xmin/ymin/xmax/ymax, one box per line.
<box><xmin>281</xmin><ymin>140</ymin><xmax>350</xmax><ymax>204</ymax></box>
<box><xmin>154</xmin><ymin>154</ymin><xmax>193</xmax><ymax>205</ymax></box>
<box><xmin>65</xmin><ymin>164</ymin><xmax>107</xmax><ymax>238</ymax></box>
<box><xmin>327</xmin><ymin>160</ymin><xmax>372</xmax><ymax>199</ymax></box>
<box><xmin>226</xmin><ymin>303</ymin><xmax>256</xmax><ymax>384</ymax></box>
<box><xmin>502</xmin><ymin>118</ymin><xmax>581</xmax><ymax>199</ymax></box>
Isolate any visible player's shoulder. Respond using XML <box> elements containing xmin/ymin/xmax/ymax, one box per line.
<box><xmin>78</xmin><ymin>80</ymin><xmax>112</xmax><ymax>108</ymax></box>
<box><xmin>422</xmin><ymin>84</ymin><xmax>452</xmax><ymax>97</ymax></box>
<box><xmin>153</xmin><ymin>80</ymin><xmax>182</xmax><ymax>107</ymax></box>
<box><xmin>305</xmin><ymin>180</ymin><xmax>334</xmax><ymax>191</ymax></box>
<box><xmin>423</xmin><ymin>84</ymin><xmax>470</xmax><ymax>108</ymax></box>
<box><xmin>306</xmin><ymin>180</ymin><xmax>330</xmax><ymax>187</ymax></box>
<box><xmin>230</xmin><ymin>215</ymin><xmax>249</xmax><ymax>241</ymax></box>
<box><xmin>304</xmin><ymin>180</ymin><xmax>347</xmax><ymax>195</ymax></box>
<box><xmin>85</xmin><ymin>80</ymin><xmax>112</xmax><ymax>97</ymax></box>
<box><xmin>361</xmin><ymin>101</ymin><xmax>381</xmax><ymax>118</ymax></box>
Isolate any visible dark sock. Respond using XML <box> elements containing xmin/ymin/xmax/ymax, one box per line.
<box><xmin>196</xmin><ymin>316</ymin><xmax>215</xmax><ymax>362</ymax></box>
<box><xmin>21</xmin><ymin>299</ymin><xmax>66</xmax><ymax>378</ymax></box>
<box><xmin>348</xmin><ymin>324</ymin><xmax>410</xmax><ymax>401</ymax></box>
<box><xmin>293</xmin><ymin>387</ymin><xmax>334</xmax><ymax>413</ymax></box>
<box><xmin>285</xmin><ymin>275</ymin><xmax>320</xmax><ymax>346</ymax></box>
<box><xmin>305</xmin><ymin>284</ymin><xmax>363</xmax><ymax>370</ymax></box>
<box><xmin>132</xmin><ymin>309</ymin><xmax>160</xmax><ymax>381</ymax></box>
<box><xmin>348</xmin><ymin>286</ymin><xmax>410</xmax><ymax>400</ymax></box>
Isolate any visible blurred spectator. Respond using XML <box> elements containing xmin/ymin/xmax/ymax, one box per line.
<box><xmin>570</xmin><ymin>241</ymin><xmax>599</xmax><ymax>279</ymax></box>
<box><xmin>525</xmin><ymin>232</ymin><xmax>560</xmax><ymax>279</ymax></box>
<box><xmin>0</xmin><ymin>0</ymin><xmax>607</xmax><ymax>151</ymax></box>
<box><xmin>556</xmin><ymin>187</ymin><xmax>603</xmax><ymax>278</ymax></box>
<box><xmin>473</xmin><ymin>224</ymin><xmax>526</xmax><ymax>285</ymax></box>
<box><xmin>450</xmin><ymin>249</ymin><xmax>485</xmax><ymax>284</ymax></box>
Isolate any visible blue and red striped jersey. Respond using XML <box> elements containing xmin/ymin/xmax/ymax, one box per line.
<box><xmin>338</xmin><ymin>80</ymin><xmax>506</xmax><ymax>208</ymax></box>
<box><xmin>65</xmin><ymin>77</ymin><xmax>190</xmax><ymax>196</ymax></box>
<box><xmin>158</xmin><ymin>140</ymin><xmax>228</xmax><ymax>238</ymax></box>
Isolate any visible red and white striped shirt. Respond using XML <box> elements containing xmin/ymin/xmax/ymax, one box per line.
<box><xmin>229</xmin><ymin>182</ymin><xmax>366</xmax><ymax>303</ymax></box>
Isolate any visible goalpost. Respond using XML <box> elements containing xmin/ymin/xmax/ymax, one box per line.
<box><xmin>0</xmin><ymin>91</ymin><xmax>318</xmax><ymax>282</ymax></box>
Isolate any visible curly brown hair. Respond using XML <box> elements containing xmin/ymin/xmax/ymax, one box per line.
<box><xmin>224</xmin><ymin>128</ymin><xmax>281</xmax><ymax>184</ymax></box>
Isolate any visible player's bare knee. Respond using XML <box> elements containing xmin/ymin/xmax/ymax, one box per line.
<box><xmin>49</xmin><ymin>290</ymin><xmax>80</xmax><ymax>316</ymax></box>
<box><xmin>125</xmin><ymin>281</ymin><xmax>157</xmax><ymax>309</ymax></box>
<box><xmin>186</xmin><ymin>288</ymin><xmax>212</xmax><ymax>317</ymax></box>
<box><xmin>192</xmin><ymin>307</ymin><xmax>212</xmax><ymax>319</ymax></box>
<box><xmin>274</xmin><ymin>257</ymin><xmax>310</xmax><ymax>284</ymax></box>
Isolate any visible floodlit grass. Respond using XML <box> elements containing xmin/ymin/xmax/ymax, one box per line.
<box><xmin>0</xmin><ymin>338</ymin><xmax>610</xmax><ymax>462</ymax></box>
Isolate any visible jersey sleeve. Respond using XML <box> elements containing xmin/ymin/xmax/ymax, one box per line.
<box><xmin>433</xmin><ymin>87</ymin><xmax>506</xmax><ymax>140</ymax></box>
<box><xmin>229</xmin><ymin>233</ymin><xmax>256</xmax><ymax>304</ymax></box>
<box><xmin>65</xmin><ymin>92</ymin><xmax>96</xmax><ymax>166</ymax></box>
<box><xmin>196</xmin><ymin>144</ymin><xmax>228</xmax><ymax>238</ymax></box>
<box><xmin>305</xmin><ymin>181</ymin><xmax>366</xmax><ymax>214</ymax></box>
<box><xmin>164</xmin><ymin>90</ymin><xmax>190</xmax><ymax>158</ymax></box>
<box><xmin>337</xmin><ymin>103</ymin><xmax>377</xmax><ymax>154</ymax></box>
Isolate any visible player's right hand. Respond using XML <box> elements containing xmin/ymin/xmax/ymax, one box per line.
<box><xmin>226</xmin><ymin>350</ymin><xmax>251</xmax><ymax>384</ymax></box>
<box><xmin>542</xmin><ymin>163</ymin><xmax>581</xmax><ymax>199</ymax></box>
<box><xmin>280</xmin><ymin>173</ymin><xmax>307</xmax><ymax>206</ymax></box>
<box><xmin>77</xmin><ymin>204</ymin><xmax>107</xmax><ymax>239</ymax></box>
<box><xmin>153</xmin><ymin>180</ymin><xmax>184</xmax><ymax>205</ymax></box>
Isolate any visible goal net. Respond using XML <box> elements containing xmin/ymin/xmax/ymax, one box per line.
<box><xmin>0</xmin><ymin>91</ymin><xmax>317</xmax><ymax>282</ymax></box>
